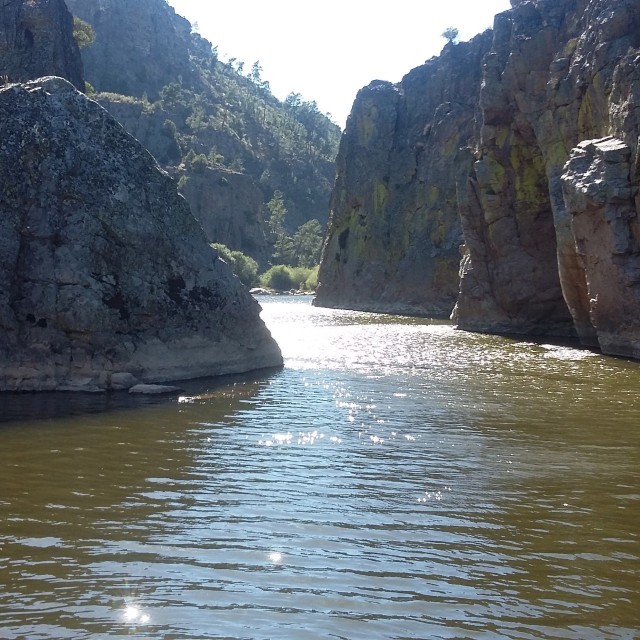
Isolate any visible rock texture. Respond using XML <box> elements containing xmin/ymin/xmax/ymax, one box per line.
<box><xmin>315</xmin><ymin>34</ymin><xmax>492</xmax><ymax>316</ymax></box>
<box><xmin>0</xmin><ymin>0</ymin><xmax>83</xmax><ymax>90</ymax></box>
<box><xmin>318</xmin><ymin>0</ymin><xmax>640</xmax><ymax>358</ymax></box>
<box><xmin>562</xmin><ymin>137</ymin><xmax>640</xmax><ymax>358</ymax></box>
<box><xmin>0</xmin><ymin>77</ymin><xmax>282</xmax><ymax>392</ymax></box>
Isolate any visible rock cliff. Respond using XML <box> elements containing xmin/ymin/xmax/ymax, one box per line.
<box><xmin>0</xmin><ymin>77</ymin><xmax>282</xmax><ymax>392</ymax></box>
<box><xmin>0</xmin><ymin>0</ymin><xmax>83</xmax><ymax>90</ymax></box>
<box><xmin>177</xmin><ymin>167</ymin><xmax>270</xmax><ymax>267</ymax></box>
<box><xmin>65</xmin><ymin>0</ymin><xmax>196</xmax><ymax>100</ymax></box>
<box><xmin>315</xmin><ymin>35</ymin><xmax>492</xmax><ymax>315</ymax></box>
<box><xmin>453</xmin><ymin>0</ymin><xmax>640</xmax><ymax>340</ymax></box>
<box><xmin>318</xmin><ymin>0</ymin><xmax>640</xmax><ymax>359</ymax></box>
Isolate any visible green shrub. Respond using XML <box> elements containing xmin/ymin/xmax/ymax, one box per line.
<box><xmin>259</xmin><ymin>264</ymin><xmax>318</xmax><ymax>292</ymax></box>
<box><xmin>212</xmin><ymin>243</ymin><xmax>258</xmax><ymax>287</ymax></box>
<box><xmin>260</xmin><ymin>265</ymin><xmax>293</xmax><ymax>291</ymax></box>
<box><xmin>189</xmin><ymin>153</ymin><xmax>209</xmax><ymax>173</ymax></box>
<box><xmin>73</xmin><ymin>16</ymin><xmax>95</xmax><ymax>49</ymax></box>
<box><xmin>304</xmin><ymin>265</ymin><xmax>319</xmax><ymax>290</ymax></box>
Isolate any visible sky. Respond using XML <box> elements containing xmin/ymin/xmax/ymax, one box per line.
<box><xmin>166</xmin><ymin>0</ymin><xmax>512</xmax><ymax>128</ymax></box>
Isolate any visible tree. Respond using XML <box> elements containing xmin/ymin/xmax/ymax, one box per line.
<box><xmin>266</xmin><ymin>191</ymin><xmax>297</xmax><ymax>264</ymax></box>
<box><xmin>442</xmin><ymin>27</ymin><xmax>459</xmax><ymax>44</ymax></box>
<box><xmin>285</xmin><ymin>92</ymin><xmax>303</xmax><ymax>109</ymax></box>
<box><xmin>211</xmin><ymin>243</ymin><xmax>258</xmax><ymax>287</ymax></box>
<box><xmin>292</xmin><ymin>219</ymin><xmax>323</xmax><ymax>267</ymax></box>
<box><xmin>250</xmin><ymin>60</ymin><xmax>263</xmax><ymax>84</ymax></box>
<box><xmin>73</xmin><ymin>16</ymin><xmax>95</xmax><ymax>49</ymax></box>
<box><xmin>267</xmin><ymin>190</ymin><xmax>287</xmax><ymax>235</ymax></box>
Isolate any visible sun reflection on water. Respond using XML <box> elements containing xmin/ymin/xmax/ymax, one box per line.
<box><xmin>122</xmin><ymin>603</ymin><xmax>150</xmax><ymax>625</ymax></box>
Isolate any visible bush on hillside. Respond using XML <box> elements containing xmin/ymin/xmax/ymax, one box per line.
<box><xmin>211</xmin><ymin>243</ymin><xmax>258</xmax><ymax>287</ymax></box>
<box><xmin>259</xmin><ymin>264</ymin><xmax>318</xmax><ymax>292</ymax></box>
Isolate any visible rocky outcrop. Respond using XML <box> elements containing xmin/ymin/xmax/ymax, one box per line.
<box><xmin>315</xmin><ymin>34</ymin><xmax>492</xmax><ymax>316</ymax></box>
<box><xmin>561</xmin><ymin>137</ymin><xmax>640</xmax><ymax>358</ymax></box>
<box><xmin>0</xmin><ymin>77</ymin><xmax>282</xmax><ymax>392</ymax></box>
<box><xmin>0</xmin><ymin>0</ymin><xmax>83</xmax><ymax>90</ymax></box>
<box><xmin>318</xmin><ymin>0</ymin><xmax>640</xmax><ymax>358</ymax></box>
<box><xmin>453</xmin><ymin>0</ymin><xmax>640</xmax><ymax>340</ymax></box>
<box><xmin>65</xmin><ymin>0</ymin><xmax>198</xmax><ymax>100</ymax></box>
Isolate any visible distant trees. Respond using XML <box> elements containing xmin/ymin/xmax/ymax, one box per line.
<box><xmin>292</xmin><ymin>219</ymin><xmax>323</xmax><ymax>268</ymax></box>
<box><xmin>266</xmin><ymin>191</ymin><xmax>324</xmax><ymax>268</ymax></box>
<box><xmin>267</xmin><ymin>190</ymin><xmax>294</xmax><ymax>263</ymax></box>
<box><xmin>210</xmin><ymin>243</ymin><xmax>319</xmax><ymax>292</ymax></box>
<box><xmin>259</xmin><ymin>265</ymin><xmax>318</xmax><ymax>292</ymax></box>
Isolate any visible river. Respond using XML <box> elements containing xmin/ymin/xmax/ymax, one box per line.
<box><xmin>0</xmin><ymin>295</ymin><xmax>638</xmax><ymax>639</ymax></box>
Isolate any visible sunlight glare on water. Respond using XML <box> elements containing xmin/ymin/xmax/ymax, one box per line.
<box><xmin>0</xmin><ymin>295</ymin><xmax>638</xmax><ymax>639</ymax></box>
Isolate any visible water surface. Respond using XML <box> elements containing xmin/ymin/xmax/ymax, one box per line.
<box><xmin>1</xmin><ymin>296</ymin><xmax>638</xmax><ymax>639</ymax></box>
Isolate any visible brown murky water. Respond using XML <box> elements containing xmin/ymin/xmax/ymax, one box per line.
<box><xmin>1</xmin><ymin>296</ymin><xmax>638</xmax><ymax>639</ymax></box>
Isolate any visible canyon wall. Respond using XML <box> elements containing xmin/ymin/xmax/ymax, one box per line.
<box><xmin>318</xmin><ymin>0</ymin><xmax>640</xmax><ymax>358</ymax></box>
<box><xmin>65</xmin><ymin>0</ymin><xmax>197</xmax><ymax>100</ymax></box>
<box><xmin>453</xmin><ymin>0</ymin><xmax>640</xmax><ymax>340</ymax></box>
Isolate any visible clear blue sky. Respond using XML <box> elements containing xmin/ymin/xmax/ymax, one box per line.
<box><xmin>166</xmin><ymin>0</ymin><xmax>512</xmax><ymax>127</ymax></box>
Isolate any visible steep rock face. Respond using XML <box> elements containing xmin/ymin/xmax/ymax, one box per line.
<box><xmin>0</xmin><ymin>0</ymin><xmax>83</xmax><ymax>89</ymax></box>
<box><xmin>177</xmin><ymin>167</ymin><xmax>270</xmax><ymax>267</ymax></box>
<box><xmin>562</xmin><ymin>137</ymin><xmax>640</xmax><ymax>357</ymax></box>
<box><xmin>453</xmin><ymin>0</ymin><xmax>640</xmax><ymax>339</ymax></box>
<box><xmin>315</xmin><ymin>34</ymin><xmax>492</xmax><ymax>316</ymax></box>
<box><xmin>65</xmin><ymin>0</ymin><xmax>197</xmax><ymax>100</ymax></box>
<box><xmin>0</xmin><ymin>77</ymin><xmax>282</xmax><ymax>392</ymax></box>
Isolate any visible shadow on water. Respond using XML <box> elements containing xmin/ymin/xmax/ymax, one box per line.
<box><xmin>0</xmin><ymin>366</ymin><xmax>283</xmax><ymax>426</ymax></box>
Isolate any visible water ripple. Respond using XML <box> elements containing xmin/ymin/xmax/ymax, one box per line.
<box><xmin>0</xmin><ymin>297</ymin><xmax>639</xmax><ymax>638</ymax></box>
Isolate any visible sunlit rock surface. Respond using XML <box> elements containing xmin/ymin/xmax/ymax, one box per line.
<box><xmin>561</xmin><ymin>137</ymin><xmax>640</xmax><ymax>358</ymax></box>
<box><xmin>453</xmin><ymin>0</ymin><xmax>640</xmax><ymax>341</ymax></box>
<box><xmin>0</xmin><ymin>77</ymin><xmax>282</xmax><ymax>391</ymax></box>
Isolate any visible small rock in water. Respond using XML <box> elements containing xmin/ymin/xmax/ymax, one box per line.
<box><xmin>109</xmin><ymin>372</ymin><xmax>139</xmax><ymax>390</ymax></box>
<box><xmin>129</xmin><ymin>384</ymin><xmax>182</xmax><ymax>395</ymax></box>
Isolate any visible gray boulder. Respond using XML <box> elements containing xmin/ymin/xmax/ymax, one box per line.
<box><xmin>0</xmin><ymin>77</ymin><xmax>282</xmax><ymax>391</ymax></box>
